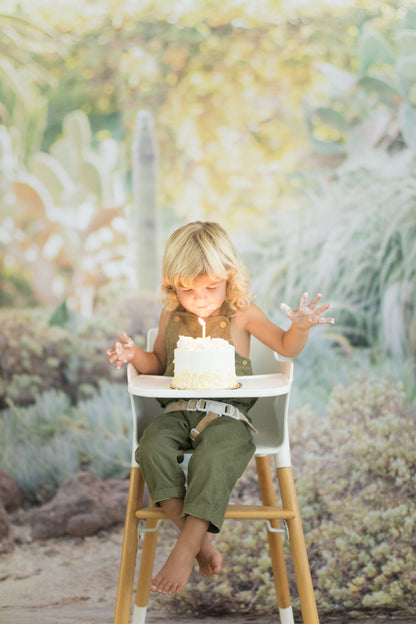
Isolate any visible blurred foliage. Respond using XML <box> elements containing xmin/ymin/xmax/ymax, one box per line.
<box><xmin>246</xmin><ymin>147</ymin><xmax>416</xmax><ymax>363</ymax></box>
<box><xmin>304</xmin><ymin>8</ymin><xmax>416</xmax><ymax>157</ymax></box>
<box><xmin>0</xmin><ymin>264</ymin><xmax>37</xmax><ymax>308</ymax></box>
<box><xmin>1</xmin><ymin>0</ymin><xmax>407</xmax><ymax>227</ymax></box>
<box><xmin>167</xmin><ymin>377</ymin><xmax>416</xmax><ymax>616</ymax></box>
<box><xmin>0</xmin><ymin>308</ymin><xmax>121</xmax><ymax>409</ymax></box>
<box><xmin>285</xmin><ymin>330</ymin><xmax>416</xmax><ymax>411</ymax></box>
<box><xmin>243</xmin><ymin>12</ymin><xmax>416</xmax><ymax>364</ymax></box>
<box><xmin>0</xmin><ymin>111</ymin><xmax>128</xmax><ymax>313</ymax></box>
<box><xmin>0</xmin><ymin>298</ymin><xmax>160</xmax><ymax>409</ymax></box>
<box><xmin>1</xmin><ymin>1</ymin><xmax>415</xmax><ymax>328</ymax></box>
<box><xmin>299</xmin><ymin>379</ymin><xmax>416</xmax><ymax>612</ymax></box>
<box><xmin>0</xmin><ymin>382</ymin><xmax>131</xmax><ymax>502</ymax></box>
<box><xmin>0</xmin><ymin>11</ymin><xmax>64</xmax><ymax>158</ymax></box>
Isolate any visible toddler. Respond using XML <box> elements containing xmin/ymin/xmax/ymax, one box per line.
<box><xmin>107</xmin><ymin>221</ymin><xmax>333</xmax><ymax>596</ymax></box>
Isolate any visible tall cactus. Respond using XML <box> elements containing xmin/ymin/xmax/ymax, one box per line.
<box><xmin>130</xmin><ymin>110</ymin><xmax>160</xmax><ymax>294</ymax></box>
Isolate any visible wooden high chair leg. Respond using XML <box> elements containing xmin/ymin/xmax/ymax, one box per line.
<box><xmin>131</xmin><ymin>514</ymin><xmax>160</xmax><ymax>624</ymax></box>
<box><xmin>277</xmin><ymin>466</ymin><xmax>320</xmax><ymax>624</ymax></box>
<box><xmin>255</xmin><ymin>455</ymin><xmax>294</xmax><ymax>624</ymax></box>
<box><xmin>114</xmin><ymin>466</ymin><xmax>145</xmax><ymax>624</ymax></box>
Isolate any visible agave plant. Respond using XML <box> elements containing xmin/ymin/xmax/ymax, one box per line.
<box><xmin>1</xmin><ymin>111</ymin><xmax>128</xmax><ymax>314</ymax></box>
<box><xmin>304</xmin><ymin>9</ymin><xmax>416</xmax><ymax>157</ymax></box>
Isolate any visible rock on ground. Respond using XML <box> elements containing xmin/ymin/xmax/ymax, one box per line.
<box><xmin>27</xmin><ymin>473</ymin><xmax>130</xmax><ymax>539</ymax></box>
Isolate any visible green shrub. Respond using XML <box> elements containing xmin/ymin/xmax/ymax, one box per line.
<box><xmin>0</xmin><ymin>308</ymin><xmax>122</xmax><ymax>409</ymax></box>
<box><xmin>297</xmin><ymin>378</ymin><xmax>416</xmax><ymax>613</ymax></box>
<box><xmin>75</xmin><ymin>383</ymin><xmax>133</xmax><ymax>480</ymax></box>
<box><xmin>0</xmin><ymin>382</ymin><xmax>131</xmax><ymax>502</ymax></box>
<box><xmin>168</xmin><ymin>377</ymin><xmax>416</xmax><ymax>617</ymax></box>
<box><xmin>0</xmin><ymin>296</ymin><xmax>161</xmax><ymax>409</ymax></box>
<box><xmin>289</xmin><ymin>332</ymin><xmax>416</xmax><ymax>411</ymax></box>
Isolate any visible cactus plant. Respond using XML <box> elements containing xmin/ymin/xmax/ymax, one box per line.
<box><xmin>50</xmin><ymin>110</ymin><xmax>113</xmax><ymax>204</ymax></box>
<box><xmin>1</xmin><ymin>110</ymin><xmax>128</xmax><ymax>314</ymax></box>
<box><xmin>29</xmin><ymin>152</ymin><xmax>75</xmax><ymax>202</ymax></box>
<box><xmin>63</xmin><ymin>110</ymin><xmax>92</xmax><ymax>155</ymax></box>
<box><xmin>130</xmin><ymin>109</ymin><xmax>161</xmax><ymax>295</ymax></box>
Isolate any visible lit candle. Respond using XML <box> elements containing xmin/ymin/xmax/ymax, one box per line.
<box><xmin>198</xmin><ymin>317</ymin><xmax>206</xmax><ymax>339</ymax></box>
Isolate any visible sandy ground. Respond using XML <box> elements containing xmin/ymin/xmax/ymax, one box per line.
<box><xmin>1</xmin><ymin>522</ymin><xmax>415</xmax><ymax>624</ymax></box>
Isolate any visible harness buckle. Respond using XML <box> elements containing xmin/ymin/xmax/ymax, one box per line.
<box><xmin>200</xmin><ymin>399</ymin><xmax>237</xmax><ymax>418</ymax></box>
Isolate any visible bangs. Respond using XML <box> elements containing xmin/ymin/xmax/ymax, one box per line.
<box><xmin>168</xmin><ymin>244</ymin><xmax>229</xmax><ymax>289</ymax></box>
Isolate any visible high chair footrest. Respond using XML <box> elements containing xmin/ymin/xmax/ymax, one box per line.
<box><xmin>135</xmin><ymin>504</ymin><xmax>295</xmax><ymax>522</ymax></box>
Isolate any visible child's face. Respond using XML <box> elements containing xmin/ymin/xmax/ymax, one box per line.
<box><xmin>176</xmin><ymin>274</ymin><xmax>227</xmax><ymax>318</ymax></box>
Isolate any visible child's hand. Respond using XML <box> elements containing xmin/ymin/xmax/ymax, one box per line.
<box><xmin>280</xmin><ymin>293</ymin><xmax>334</xmax><ymax>329</ymax></box>
<box><xmin>106</xmin><ymin>331</ymin><xmax>137</xmax><ymax>369</ymax></box>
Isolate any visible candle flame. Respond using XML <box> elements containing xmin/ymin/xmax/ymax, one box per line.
<box><xmin>198</xmin><ymin>317</ymin><xmax>206</xmax><ymax>339</ymax></box>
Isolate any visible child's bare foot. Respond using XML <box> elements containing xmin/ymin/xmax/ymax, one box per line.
<box><xmin>197</xmin><ymin>535</ymin><xmax>223</xmax><ymax>577</ymax></box>
<box><xmin>150</xmin><ymin>538</ymin><xmax>197</xmax><ymax>595</ymax></box>
<box><xmin>150</xmin><ymin>516</ymin><xmax>221</xmax><ymax>594</ymax></box>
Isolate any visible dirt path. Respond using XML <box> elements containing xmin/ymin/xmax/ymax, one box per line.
<box><xmin>2</xmin><ymin>606</ymin><xmax>416</xmax><ymax>624</ymax></box>
<box><xmin>1</xmin><ymin>523</ymin><xmax>415</xmax><ymax>624</ymax></box>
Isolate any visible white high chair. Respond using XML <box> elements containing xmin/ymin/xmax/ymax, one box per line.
<box><xmin>114</xmin><ymin>329</ymin><xmax>319</xmax><ymax>624</ymax></box>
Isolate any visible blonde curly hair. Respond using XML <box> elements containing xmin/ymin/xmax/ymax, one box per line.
<box><xmin>161</xmin><ymin>221</ymin><xmax>251</xmax><ymax>314</ymax></box>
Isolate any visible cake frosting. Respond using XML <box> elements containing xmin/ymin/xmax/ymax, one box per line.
<box><xmin>171</xmin><ymin>335</ymin><xmax>239</xmax><ymax>390</ymax></box>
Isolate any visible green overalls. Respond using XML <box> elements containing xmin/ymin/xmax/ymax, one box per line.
<box><xmin>135</xmin><ymin>306</ymin><xmax>256</xmax><ymax>533</ymax></box>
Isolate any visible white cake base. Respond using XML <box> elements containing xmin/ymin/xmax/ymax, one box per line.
<box><xmin>171</xmin><ymin>335</ymin><xmax>238</xmax><ymax>390</ymax></box>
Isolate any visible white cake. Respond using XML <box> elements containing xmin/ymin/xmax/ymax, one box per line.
<box><xmin>171</xmin><ymin>335</ymin><xmax>239</xmax><ymax>390</ymax></box>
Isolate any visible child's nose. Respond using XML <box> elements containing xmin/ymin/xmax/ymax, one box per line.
<box><xmin>195</xmin><ymin>291</ymin><xmax>208</xmax><ymax>301</ymax></box>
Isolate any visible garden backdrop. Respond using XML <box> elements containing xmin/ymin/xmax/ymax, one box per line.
<box><xmin>0</xmin><ymin>0</ymin><xmax>415</xmax><ymax>620</ymax></box>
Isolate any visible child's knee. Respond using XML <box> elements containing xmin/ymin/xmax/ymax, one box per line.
<box><xmin>135</xmin><ymin>425</ymin><xmax>160</xmax><ymax>465</ymax></box>
<box><xmin>136</xmin><ymin>422</ymin><xmax>184</xmax><ymax>467</ymax></box>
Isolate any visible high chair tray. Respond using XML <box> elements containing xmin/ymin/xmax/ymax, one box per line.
<box><xmin>128</xmin><ymin>373</ymin><xmax>290</xmax><ymax>398</ymax></box>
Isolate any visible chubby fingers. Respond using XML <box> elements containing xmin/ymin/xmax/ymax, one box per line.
<box><xmin>106</xmin><ymin>344</ymin><xmax>118</xmax><ymax>360</ymax></box>
<box><xmin>106</xmin><ymin>332</ymin><xmax>135</xmax><ymax>368</ymax></box>
<box><xmin>305</xmin><ymin>292</ymin><xmax>322</xmax><ymax>308</ymax></box>
<box><xmin>281</xmin><ymin>293</ymin><xmax>335</xmax><ymax>326</ymax></box>
<box><xmin>120</xmin><ymin>331</ymin><xmax>134</xmax><ymax>349</ymax></box>
<box><xmin>315</xmin><ymin>302</ymin><xmax>332</xmax><ymax>315</ymax></box>
<box><xmin>313</xmin><ymin>300</ymin><xmax>334</xmax><ymax>325</ymax></box>
<box><xmin>280</xmin><ymin>293</ymin><xmax>321</xmax><ymax>317</ymax></box>
<box><xmin>106</xmin><ymin>342</ymin><xmax>123</xmax><ymax>368</ymax></box>
<box><xmin>316</xmin><ymin>315</ymin><xmax>335</xmax><ymax>325</ymax></box>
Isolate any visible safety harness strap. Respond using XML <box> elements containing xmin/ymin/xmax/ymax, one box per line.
<box><xmin>164</xmin><ymin>398</ymin><xmax>257</xmax><ymax>445</ymax></box>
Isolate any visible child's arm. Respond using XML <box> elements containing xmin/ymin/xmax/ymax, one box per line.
<box><xmin>106</xmin><ymin>309</ymin><xmax>169</xmax><ymax>374</ymax></box>
<box><xmin>245</xmin><ymin>293</ymin><xmax>334</xmax><ymax>359</ymax></box>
